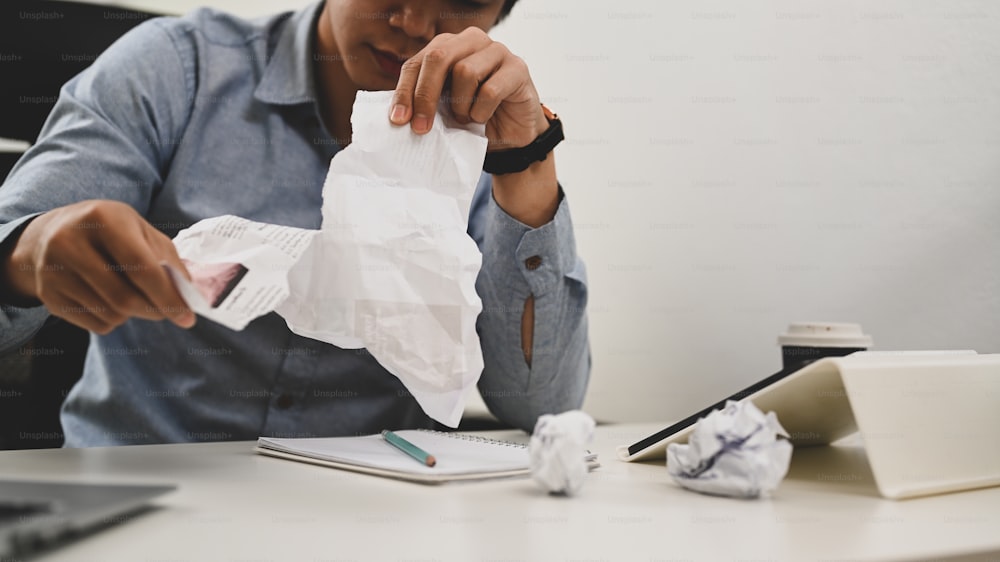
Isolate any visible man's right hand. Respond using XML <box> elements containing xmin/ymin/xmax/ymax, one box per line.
<box><xmin>1</xmin><ymin>200</ymin><xmax>196</xmax><ymax>334</ymax></box>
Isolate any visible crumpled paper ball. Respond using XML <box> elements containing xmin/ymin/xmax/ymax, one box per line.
<box><xmin>666</xmin><ymin>400</ymin><xmax>792</xmax><ymax>498</ymax></box>
<box><xmin>529</xmin><ymin>410</ymin><xmax>596</xmax><ymax>495</ymax></box>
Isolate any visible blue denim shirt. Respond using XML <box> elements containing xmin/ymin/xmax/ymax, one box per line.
<box><xmin>0</xmin><ymin>2</ymin><xmax>589</xmax><ymax>446</ymax></box>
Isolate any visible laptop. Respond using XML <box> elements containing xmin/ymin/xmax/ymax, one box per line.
<box><xmin>0</xmin><ymin>479</ymin><xmax>175</xmax><ymax>558</ymax></box>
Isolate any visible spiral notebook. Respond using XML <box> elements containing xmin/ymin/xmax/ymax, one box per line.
<box><xmin>255</xmin><ymin>430</ymin><xmax>599</xmax><ymax>484</ymax></box>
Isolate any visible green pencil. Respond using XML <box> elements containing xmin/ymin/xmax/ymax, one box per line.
<box><xmin>381</xmin><ymin>430</ymin><xmax>437</xmax><ymax>467</ymax></box>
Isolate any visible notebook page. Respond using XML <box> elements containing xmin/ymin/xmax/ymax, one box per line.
<box><xmin>258</xmin><ymin>430</ymin><xmax>529</xmax><ymax>476</ymax></box>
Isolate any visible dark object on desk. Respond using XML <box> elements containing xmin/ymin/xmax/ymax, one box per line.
<box><xmin>0</xmin><ymin>479</ymin><xmax>175</xmax><ymax>558</ymax></box>
<box><xmin>0</xmin><ymin>0</ymin><xmax>164</xmax><ymax>449</ymax></box>
<box><xmin>776</xmin><ymin>322</ymin><xmax>872</xmax><ymax>372</ymax></box>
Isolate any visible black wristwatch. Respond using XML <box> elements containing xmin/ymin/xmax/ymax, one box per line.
<box><xmin>483</xmin><ymin>104</ymin><xmax>564</xmax><ymax>175</ymax></box>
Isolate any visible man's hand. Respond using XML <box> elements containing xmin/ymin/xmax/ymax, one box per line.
<box><xmin>388</xmin><ymin>27</ymin><xmax>558</xmax><ymax>230</ymax></box>
<box><xmin>1</xmin><ymin>200</ymin><xmax>195</xmax><ymax>334</ymax></box>
<box><xmin>388</xmin><ymin>27</ymin><xmax>549</xmax><ymax>151</ymax></box>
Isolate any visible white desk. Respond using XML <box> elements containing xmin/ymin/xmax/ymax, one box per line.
<box><xmin>1</xmin><ymin>423</ymin><xmax>998</xmax><ymax>562</ymax></box>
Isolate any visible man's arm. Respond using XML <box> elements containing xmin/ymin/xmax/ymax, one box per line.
<box><xmin>0</xmin><ymin>18</ymin><xmax>196</xmax><ymax>353</ymax></box>
<box><xmin>489</xmin><ymin>114</ymin><xmax>560</xmax><ymax>366</ymax></box>
<box><xmin>468</xmin><ymin>174</ymin><xmax>591</xmax><ymax>433</ymax></box>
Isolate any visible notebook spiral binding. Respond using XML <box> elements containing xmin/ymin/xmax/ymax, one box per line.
<box><xmin>416</xmin><ymin>429</ymin><xmax>528</xmax><ymax>449</ymax></box>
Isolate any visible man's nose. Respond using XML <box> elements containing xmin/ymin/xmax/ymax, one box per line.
<box><xmin>389</xmin><ymin>3</ymin><xmax>436</xmax><ymax>42</ymax></box>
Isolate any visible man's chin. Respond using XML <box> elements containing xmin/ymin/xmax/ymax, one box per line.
<box><xmin>348</xmin><ymin>69</ymin><xmax>399</xmax><ymax>92</ymax></box>
<box><xmin>367</xmin><ymin>78</ymin><xmax>399</xmax><ymax>92</ymax></box>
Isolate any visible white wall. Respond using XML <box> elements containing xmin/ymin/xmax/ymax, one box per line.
<box><xmin>77</xmin><ymin>0</ymin><xmax>1000</xmax><ymax>423</ymax></box>
<box><xmin>490</xmin><ymin>0</ymin><xmax>1000</xmax><ymax>423</ymax></box>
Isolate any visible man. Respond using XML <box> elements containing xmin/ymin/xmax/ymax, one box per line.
<box><xmin>0</xmin><ymin>0</ymin><xmax>589</xmax><ymax>445</ymax></box>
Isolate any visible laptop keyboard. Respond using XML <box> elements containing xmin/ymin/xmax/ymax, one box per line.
<box><xmin>0</xmin><ymin>502</ymin><xmax>52</xmax><ymax>526</ymax></box>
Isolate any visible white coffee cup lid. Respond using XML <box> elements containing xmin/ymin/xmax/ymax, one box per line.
<box><xmin>777</xmin><ymin>322</ymin><xmax>873</xmax><ymax>348</ymax></box>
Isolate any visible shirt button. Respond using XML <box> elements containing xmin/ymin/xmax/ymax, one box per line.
<box><xmin>524</xmin><ymin>256</ymin><xmax>543</xmax><ymax>271</ymax></box>
<box><xmin>275</xmin><ymin>394</ymin><xmax>294</xmax><ymax>409</ymax></box>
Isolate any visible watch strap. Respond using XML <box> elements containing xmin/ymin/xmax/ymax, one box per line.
<box><xmin>483</xmin><ymin>105</ymin><xmax>564</xmax><ymax>175</ymax></box>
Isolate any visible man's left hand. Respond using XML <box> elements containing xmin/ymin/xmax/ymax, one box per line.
<box><xmin>389</xmin><ymin>27</ymin><xmax>548</xmax><ymax>151</ymax></box>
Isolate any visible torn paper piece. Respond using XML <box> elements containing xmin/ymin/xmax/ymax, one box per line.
<box><xmin>169</xmin><ymin>216</ymin><xmax>319</xmax><ymax>331</ymax></box>
<box><xmin>666</xmin><ymin>401</ymin><xmax>792</xmax><ymax>498</ymax></box>
<box><xmin>530</xmin><ymin>410</ymin><xmax>596</xmax><ymax>495</ymax></box>
<box><xmin>171</xmin><ymin>90</ymin><xmax>488</xmax><ymax>428</ymax></box>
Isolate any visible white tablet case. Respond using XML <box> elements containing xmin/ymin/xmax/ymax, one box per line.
<box><xmin>618</xmin><ymin>351</ymin><xmax>1000</xmax><ymax>499</ymax></box>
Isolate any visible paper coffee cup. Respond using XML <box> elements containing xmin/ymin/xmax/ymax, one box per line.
<box><xmin>777</xmin><ymin>322</ymin><xmax>873</xmax><ymax>371</ymax></box>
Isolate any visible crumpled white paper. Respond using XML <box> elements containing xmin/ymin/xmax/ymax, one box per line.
<box><xmin>666</xmin><ymin>401</ymin><xmax>792</xmax><ymax>498</ymax></box>
<box><xmin>168</xmin><ymin>218</ymin><xmax>320</xmax><ymax>330</ymax></box>
<box><xmin>169</xmin><ymin>90</ymin><xmax>488</xmax><ymax>428</ymax></box>
<box><xmin>530</xmin><ymin>410</ymin><xmax>596</xmax><ymax>495</ymax></box>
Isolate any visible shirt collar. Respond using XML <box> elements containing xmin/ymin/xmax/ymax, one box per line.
<box><xmin>254</xmin><ymin>1</ymin><xmax>325</xmax><ymax>106</ymax></box>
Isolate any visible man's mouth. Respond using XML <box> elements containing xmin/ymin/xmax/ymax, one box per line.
<box><xmin>370</xmin><ymin>47</ymin><xmax>405</xmax><ymax>79</ymax></box>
